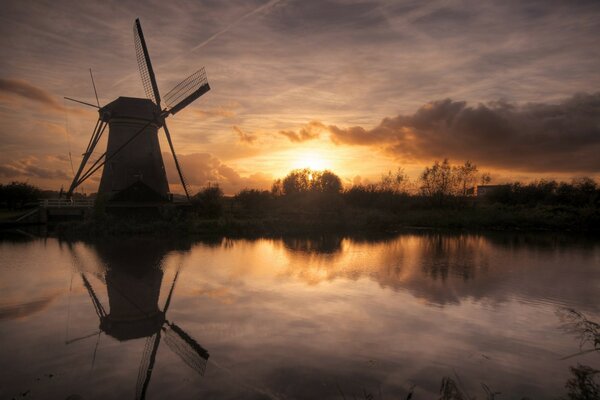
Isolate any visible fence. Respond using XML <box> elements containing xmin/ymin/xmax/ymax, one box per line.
<box><xmin>39</xmin><ymin>199</ymin><xmax>95</xmax><ymax>208</ymax></box>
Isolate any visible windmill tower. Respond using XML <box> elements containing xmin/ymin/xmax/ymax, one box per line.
<box><xmin>67</xmin><ymin>240</ymin><xmax>210</xmax><ymax>399</ymax></box>
<box><xmin>66</xmin><ymin>18</ymin><xmax>210</xmax><ymax>202</ymax></box>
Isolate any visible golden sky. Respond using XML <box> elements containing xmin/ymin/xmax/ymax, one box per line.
<box><xmin>1</xmin><ymin>1</ymin><xmax>599</xmax><ymax>194</ymax></box>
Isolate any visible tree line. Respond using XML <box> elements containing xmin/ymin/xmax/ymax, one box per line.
<box><xmin>3</xmin><ymin>159</ymin><xmax>599</xmax><ymax>216</ymax></box>
<box><xmin>223</xmin><ymin>159</ymin><xmax>599</xmax><ymax>217</ymax></box>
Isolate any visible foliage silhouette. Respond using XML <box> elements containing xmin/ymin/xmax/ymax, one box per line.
<box><xmin>0</xmin><ymin>181</ymin><xmax>41</xmax><ymax>209</ymax></box>
<box><xmin>191</xmin><ymin>183</ymin><xmax>223</xmax><ymax>218</ymax></box>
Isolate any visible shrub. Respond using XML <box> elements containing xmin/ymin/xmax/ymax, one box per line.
<box><xmin>192</xmin><ymin>184</ymin><xmax>223</xmax><ymax>218</ymax></box>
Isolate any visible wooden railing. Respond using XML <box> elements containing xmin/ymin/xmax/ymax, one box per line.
<box><xmin>39</xmin><ymin>199</ymin><xmax>95</xmax><ymax>208</ymax></box>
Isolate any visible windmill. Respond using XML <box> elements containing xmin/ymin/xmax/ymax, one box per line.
<box><xmin>66</xmin><ymin>18</ymin><xmax>210</xmax><ymax>201</ymax></box>
<box><xmin>67</xmin><ymin>242</ymin><xmax>209</xmax><ymax>399</ymax></box>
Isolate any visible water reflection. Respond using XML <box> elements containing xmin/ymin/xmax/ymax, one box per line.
<box><xmin>0</xmin><ymin>231</ymin><xmax>599</xmax><ymax>399</ymax></box>
<box><xmin>275</xmin><ymin>232</ymin><xmax>599</xmax><ymax>310</ymax></box>
<box><xmin>68</xmin><ymin>239</ymin><xmax>209</xmax><ymax>400</ymax></box>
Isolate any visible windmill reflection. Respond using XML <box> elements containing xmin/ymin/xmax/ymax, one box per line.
<box><xmin>68</xmin><ymin>239</ymin><xmax>209</xmax><ymax>400</ymax></box>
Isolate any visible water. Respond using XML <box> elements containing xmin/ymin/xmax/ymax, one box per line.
<box><xmin>0</xmin><ymin>232</ymin><xmax>598</xmax><ymax>399</ymax></box>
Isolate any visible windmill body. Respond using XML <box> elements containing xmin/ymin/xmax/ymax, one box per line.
<box><xmin>97</xmin><ymin>97</ymin><xmax>169</xmax><ymax>201</ymax></box>
<box><xmin>66</xmin><ymin>18</ymin><xmax>210</xmax><ymax>202</ymax></box>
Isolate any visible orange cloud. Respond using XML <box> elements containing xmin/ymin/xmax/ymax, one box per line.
<box><xmin>279</xmin><ymin>121</ymin><xmax>326</xmax><ymax>143</ymax></box>
<box><xmin>162</xmin><ymin>152</ymin><xmax>272</xmax><ymax>194</ymax></box>
<box><xmin>0</xmin><ymin>156</ymin><xmax>70</xmax><ymax>180</ymax></box>
<box><xmin>233</xmin><ymin>125</ymin><xmax>257</xmax><ymax>144</ymax></box>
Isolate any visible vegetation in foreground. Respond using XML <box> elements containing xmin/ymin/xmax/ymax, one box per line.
<box><xmin>2</xmin><ymin>159</ymin><xmax>600</xmax><ymax>236</ymax></box>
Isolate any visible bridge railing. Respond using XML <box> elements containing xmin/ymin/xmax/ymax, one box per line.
<box><xmin>39</xmin><ymin>199</ymin><xmax>95</xmax><ymax>208</ymax></box>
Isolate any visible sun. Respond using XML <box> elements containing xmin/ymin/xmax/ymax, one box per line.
<box><xmin>292</xmin><ymin>151</ymin><xmax>328</xmax><ymax>171</ymax></box>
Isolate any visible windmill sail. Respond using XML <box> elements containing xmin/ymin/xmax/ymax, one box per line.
<box><xmin>164</xmin><ymin>68</ymin><xmax>211</xmax><ymax>115</ymax></box>
<box><xmin>136</xmin><ymin>332</ymin><xmax>162</xmax><ymax>400</ymax></box>
<box><xmin>163</xmin><ymin>322</ymin><xmax>210</xmax><ymax>375</ymax></box>
<box><xmin>134</xmin><ymin>18</ymin><xmax>161</xmax><ymax>105</ymax></box>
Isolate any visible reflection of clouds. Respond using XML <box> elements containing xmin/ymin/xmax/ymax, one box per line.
<box><xmin>0</xmin><ymin>292</ymin><xmax>61</xmax><ymax>321</ymax></box>
<box><xmin>1</xmin><ymin>235</ymin><xmax>599</xmax><ymax>399</ymax></box>
<box><xmin>194</xmin><ymin>286</ymin><xmax>236</xmax><ymax>305</ymax></box>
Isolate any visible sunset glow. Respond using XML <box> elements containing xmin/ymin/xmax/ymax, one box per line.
<box><xmin>291</xmin><ymin>150</ymin><xmax>330</xmax><ymax>172</ymax></box>
<box><xmin>0</xmin><ymin>2</ymin><xmax>599</xmax><ymax>194</ymax></box>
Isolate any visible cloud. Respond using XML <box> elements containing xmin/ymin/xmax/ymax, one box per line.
<box><xmin>0</xmin><ymin>78</ymin><xmax>64</xmax><ymax>111</ymax></box>
<box><xmin>0</xmin><ymin>156</ymin><xmax>70</xmax><ymax>180</ymax></box>
<box><xmin>0</xmin><ymin>293</ymin><xmax>61</xmax><ymax>321</ymax></box>
<box><xmin>192</xmin><ymin>105</ymin><xmax>237</xmax><ymax>119</ymax></box>
<box><xmin>327</xmin><ymin>93</ymin><xmax>600</xmax><ymax>173</ymax></box>
<box><xmin>163</xmin><ymin>152</ymin><xmax>272</xmax><ymax>194</ymax></box>
<box><xmin>279</xmin><ymin>121</ymin><xmax>325</xmax><ymax>143</ymax></box>
<box><xmin>233</xmin><ymin>125</ymin><xmax>257</xmax><ymax>144</ymax></box>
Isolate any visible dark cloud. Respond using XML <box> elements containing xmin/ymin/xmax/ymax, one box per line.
<box><xmin>266</xmin><ymin>0</ymin><xmax>384</xmax><ymax>34</ymax></box>
<box><xmin>0</xmin><ymin>294</ymin><xmax>60</xmax><ymax>321</ymax></box>
<box><xmin>279</xmin><ymin>120</ymin><xmax>325</xmax><ymax>143</ymax></box>
<box><xmin>0</xmin><ymin>157</ymin><xmax>69</xmax><ymax>180</ymax></box>
<box><xmin>233</xmin><ymin>125</ymin><xmax>257</xmax><ymax>144</ymax></box>
<box><xmin>0</xmin><ymin>78</ymin><xmax>64</xmax><ymax>111</ymax></box>
<box><xmin>328</xmin><ymin>93</ymin><xmax>600</xmax><ymax>173</ymax></box>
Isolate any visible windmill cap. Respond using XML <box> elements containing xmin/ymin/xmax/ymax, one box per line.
<box><xmin>100</xmin><ymin>96</ymin><xmax>160</xmax><ymax>122</ymax></box>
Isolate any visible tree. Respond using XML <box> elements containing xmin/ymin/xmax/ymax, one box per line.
<box><xmin>280</xmin><ymin>168</ymin><xmax>342</xmax><ymax>195</ymax></box>
<box><xmin>480</xmin><ymin>172</ymin><xmax>492</xmax><ymax>185</ymax></box>
<box><xmin>420</xmin><ymin>159</ymin><xmax>456</xmax><ymax>199</ymax></box>
<box><xmin>0</xmin><ymin>181</ymin><xmax>42</xmax><ymax>209</ymax></box>
<box><xmin>282</xmin><ymin>168</ymin><xmax>312</xmax><ymax>195</ymax></box>
<box><xmin>235</xmin><ymin>189</ymin><xmax>272</xmax><ymax>214</ymax></box>
<box><xmin>454</xmin><ymin>161</ymin><xmax>478</xmax><ymax>196</ymax></box>
<box><xmin>271</xmin><ymin>179</ymin><xmax>284</xmax><ymax>196</ymax></box>
<box><xmin>379</xmin><ymin>167</ymin><xmax>410</xmax><ymax>194</ymax></box>
<box><xmin>191</xmin><ymin>183</ymin><xmax>223</xmax><ymax>218</ymax></box>
<box><xmin>312</xmin><ymin>170</ymin><xmax>343</xmax><ymax>194</ymax></box>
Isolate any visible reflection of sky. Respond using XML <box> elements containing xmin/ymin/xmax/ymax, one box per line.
<box><xmin>1</xmin><ymin>1</ymin><xmax>600</xmax><ymax>193</ymax></box>
<box><xmin>0</xmin><ymin>233</ymin><xmax>599</xmax><ymax>398</ymax></box>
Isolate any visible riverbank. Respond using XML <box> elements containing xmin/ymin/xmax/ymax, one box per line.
<box><xmin>48</xmin><ymin>203</ymin><xmax>600</xmax><ymax>239</ymax></box>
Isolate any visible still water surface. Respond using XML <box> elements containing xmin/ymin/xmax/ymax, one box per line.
<box><xmin>0</xmin><ymin>232</ymin><xmax>599</xmax><ymax>399</ymax></box>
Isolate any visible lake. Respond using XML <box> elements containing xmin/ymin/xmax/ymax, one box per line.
<box><xmin>0</xmin><ymin>231</ymin><xmax>599</xmax><ymax>399</ymax></box>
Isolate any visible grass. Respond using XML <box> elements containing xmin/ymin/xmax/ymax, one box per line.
<box><xmin>48</xmin><ymin>202</ymin><xmax>600</xmax><ymax>240</ymax></box>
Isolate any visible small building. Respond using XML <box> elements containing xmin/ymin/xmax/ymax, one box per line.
<box><xmin>475</xmin><ymin>184</ymin><xmax>509</xmax><ymax>197</ymax></box>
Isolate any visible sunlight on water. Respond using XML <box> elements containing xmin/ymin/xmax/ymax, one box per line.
<box><xmin>0</xmin><ymin>232</ymin><xmax>599</xmax><ymax>399</ymax></box>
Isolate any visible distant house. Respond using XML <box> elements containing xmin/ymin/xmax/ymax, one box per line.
<box><xmin>475</xmin><ymin>184</ymin><xmax>509</xmax><ymax>197</ymax></box>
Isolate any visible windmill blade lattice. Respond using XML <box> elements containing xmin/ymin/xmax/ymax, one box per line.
<box><xmin>136</xmin><ymin>333</ymin><xmax>160</xmax><ymax>400</ymax></box>
<box><xmin>164</xmin><ymin>68</ymin><xmax>210</xmax><ymax>115</ymax></box>
<box><xmin>163</xmin><ymin>322</ymin><xmax>209</xmax><ymax>376</ymax></box>
<box><xmin>133</xmin><ymin>19</ymin><xmax>160</xmax><ymax>105</ymax></box>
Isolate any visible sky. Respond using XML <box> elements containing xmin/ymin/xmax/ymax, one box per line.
<box><xmin>0</xmin><ymin>0</ymin><xmax>599</xmax><ymax>194</ymax></box>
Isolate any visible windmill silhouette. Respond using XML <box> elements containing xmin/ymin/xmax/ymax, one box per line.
<box><xmin>67</xmin><ymin>241</ymin><xmax>209</xmax><ymax>399</ymax></box>
<box><xmin>66</xmin><ymin>18</ymin><xmax>210</xmax><ymax>201</ymax></box>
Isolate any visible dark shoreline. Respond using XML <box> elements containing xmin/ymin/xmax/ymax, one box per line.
<box><xmin>45</xmin><ymin>204</ymin><xmax>600</xmax><ymax>240</ymax></box>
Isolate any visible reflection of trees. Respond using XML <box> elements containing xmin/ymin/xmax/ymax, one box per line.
<box><xmin>267</xmin><ymin>231</ymin><xmax>600</xmax><ymax>308</ymax></box>
<box><xmin>483</xmin><ymin>232</ymin><xmax>599</xmax><ymax>254</ymax></box>
<box><xmin>282</xmin><ymin>235</ymin><xmax>344</xmax><ymax>254</ymax></box>
<box><xmin>420</xmin><ymin>233</ymin><xmax>487</xmax><ymax>282</ymax></box>
<box><xmin>562</xmin><ymin>364</ymin><xmax>600</xmax><ymax>400</ymax></box>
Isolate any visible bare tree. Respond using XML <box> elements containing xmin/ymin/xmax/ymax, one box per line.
<box><xmin>420</xmin><ymin>159</ymin><xmax>456</xmax><ymax>199</ymax></box>
<box><xmin>454</xmin><ymin>161</ymin><xmax>478</xmax><ymax>196</ymax></box>
<box><xmin>379</xmin><ymin>167</ymin><xmax>410</xmax><ymax>194</ymax></box>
